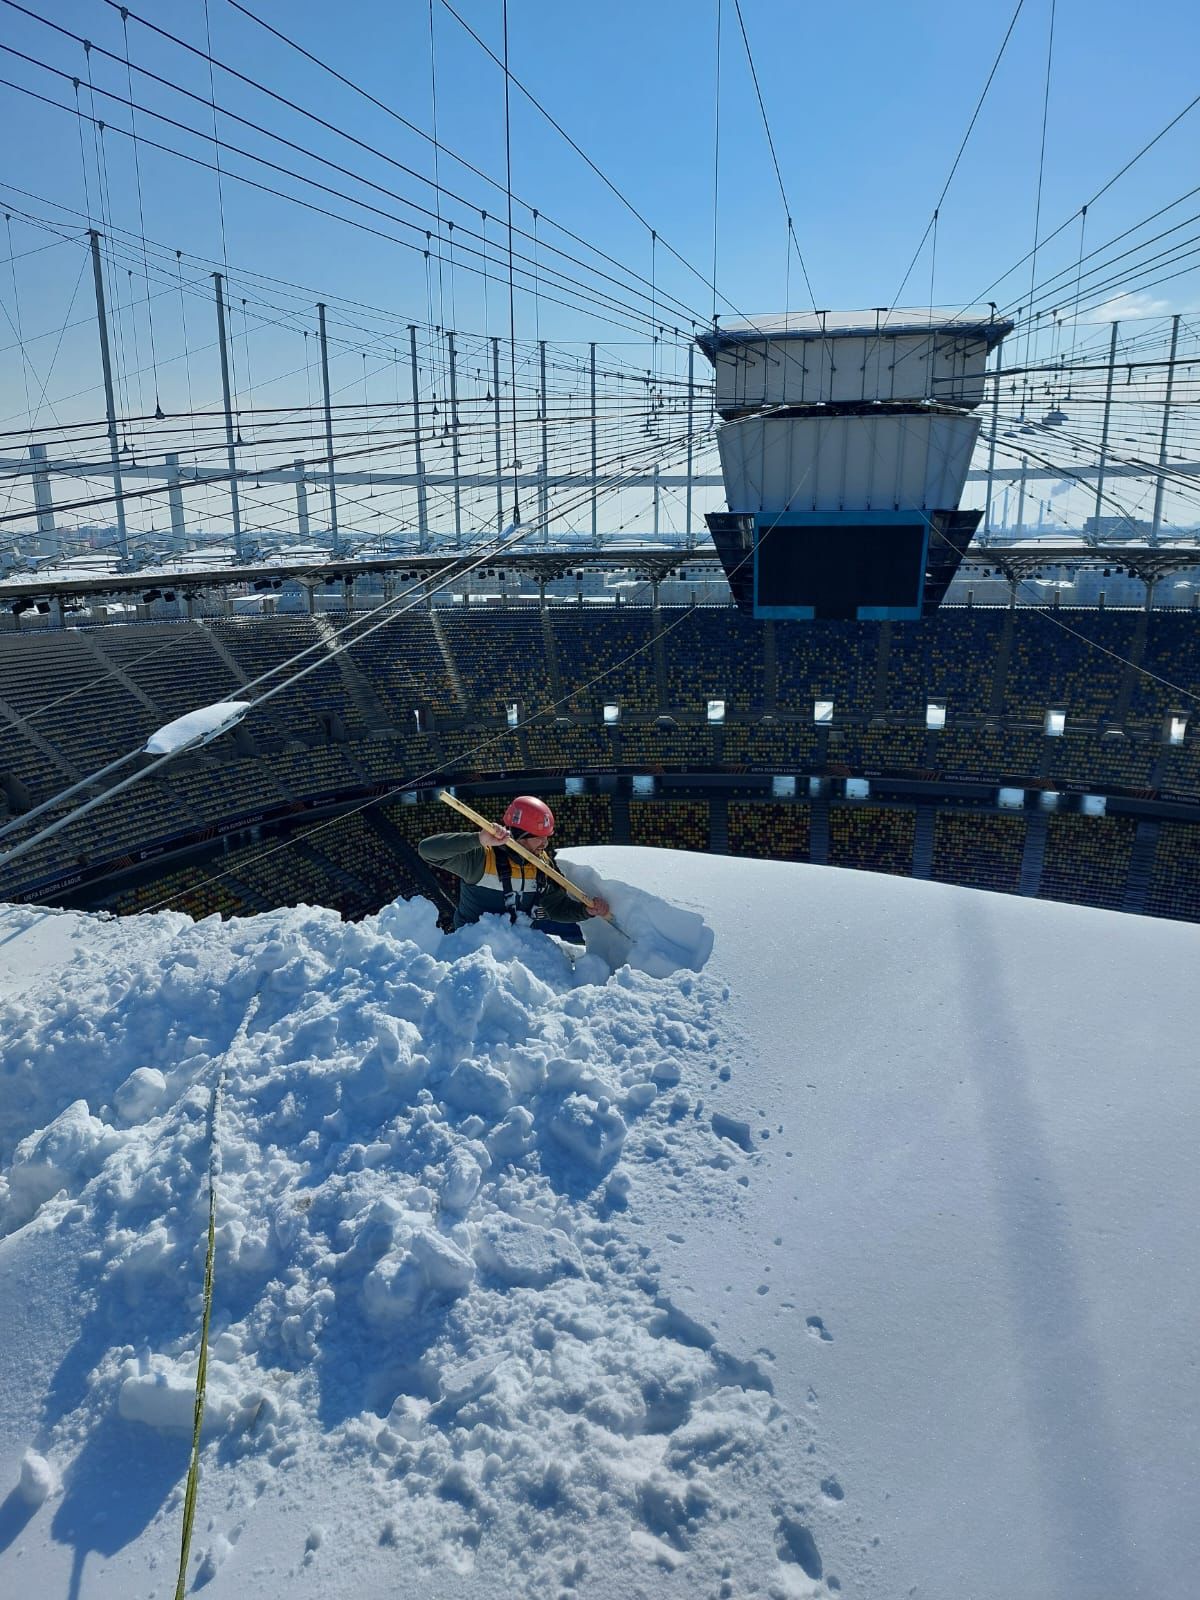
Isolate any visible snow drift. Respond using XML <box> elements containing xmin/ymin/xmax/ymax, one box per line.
<box><xmin>1</xmin><ymin>848</ymin><xmax>1197</xmax><ymax>1600</ymax></box>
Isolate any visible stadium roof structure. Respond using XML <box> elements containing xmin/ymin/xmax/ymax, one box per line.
<box><xmin>964</xmin><ymin>543</ymin><xmax>1200</xmax><ymax>585</ymax></box>
<box><xmin>1</xmin><ymin>544</ymin><xmax>1198</xmax><ymax>611</ymax></box>
<box><xmin>0</xmin><ymin>548</ymin><xmax>702</xmax><ymax>606</ymax></box>
<box><xmin>696</xmin><ymin>307</ymin><xmax>1014</xmax><ymax>357</ymax></box>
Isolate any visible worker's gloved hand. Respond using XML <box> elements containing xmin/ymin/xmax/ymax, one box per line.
<box><xmin>587</xmin><ymin>895</ymin><xmax>611</xmax><ymax>919</ymax></box>
<box><xmin>479</xmin><ymin>824</ymin><xmax>511</xmax><ymax>847</ymax></box>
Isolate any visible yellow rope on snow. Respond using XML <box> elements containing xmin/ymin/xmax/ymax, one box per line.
<box><xmin>173</xmin><ymin>990</ymin><xmax>260</xmax><ymax>1598</ymax></box>
<box><xmin>173</xmin><ymin>1071</ymin><xmax>222</xmax><ymax>1600</ymax></box>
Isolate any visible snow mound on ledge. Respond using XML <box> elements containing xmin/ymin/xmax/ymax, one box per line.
<box><xmin>561</xmin><ymin>854</ymin><xmax>715</xmax><ymax>979</ymax></box>
<box><xmin>0</xmin><ymin>881</ymin><xmax>828</xmax><ymax>1596</ymax></box>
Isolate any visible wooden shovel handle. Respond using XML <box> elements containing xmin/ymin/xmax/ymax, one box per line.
<box><xmin>436</xmin><ymin>789</ymin><xmax>597</xmax><ymax>911</ymax></box>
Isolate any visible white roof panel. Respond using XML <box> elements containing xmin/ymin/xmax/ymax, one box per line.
<box><xmin>701</xmin><ymin>307</ymin><xmax>1013</xmax><ymax>346</ymax></box>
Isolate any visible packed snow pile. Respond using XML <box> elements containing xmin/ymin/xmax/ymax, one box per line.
<box><xmin>0</xmin><ymin>867</ymin><xmax>835</xmax><ymax>1597</ymax></box>
<box><xmin>2</xmin><ymin>848</ymin><xmax>1198</xmax><ymax>1600</ymax></box>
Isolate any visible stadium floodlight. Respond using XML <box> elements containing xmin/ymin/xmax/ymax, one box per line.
<box><xmin>144</xmin><ymin>702</ymin><xmax>251</xmax><ymax>756</ymax></box>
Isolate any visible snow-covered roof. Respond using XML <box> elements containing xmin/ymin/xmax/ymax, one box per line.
<box><xmin>698</xmin><ymin>307</ymin><xmax>1013</xmax><ymax>349</ymax></box>
<box><xmin>1</xmin><ymin>850</ymin><xmax>1196</xmax><ymax>1597</ymax></box>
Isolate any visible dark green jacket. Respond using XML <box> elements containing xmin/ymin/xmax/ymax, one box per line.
<box><xmin>418</xmin><ymin>831</ymin><xmax>584</xmax><ymax>927</ymax></box>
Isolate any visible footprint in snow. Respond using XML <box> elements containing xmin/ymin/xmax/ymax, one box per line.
<box><xmin>805</xmin><ymin>1315</ymin><xmax>833</xmax><ymax>1342</ymax></box>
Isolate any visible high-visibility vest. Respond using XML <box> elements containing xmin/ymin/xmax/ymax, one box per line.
<box><xmin>453</xmin><ymin>843</ymin><xmax>548</xmax><ymax>927</ymax></box>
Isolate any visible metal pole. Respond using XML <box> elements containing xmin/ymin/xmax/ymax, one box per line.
<box><xmin>293</xmin><ymin>458</ymin><xmax>310</xmax><ymax>540</ymax></box>
<box><xmin>1151</xmin><ymin>312</ymin><xmax>1181</xmax><ymax>545</ymax></box>
<box><xmin>409</xmin><ymin>325</ymin><xmax>427</xmax><ymax>548</ymax></box>
<box><xmin>447</xmin><ymin>330</ymin><xmax>462</xmax><ymax>545</ymax></box>
<box><xmin>89</xmin><ymin>231</ymin><xmax>129</xmax><ymax>561</ymax></box>
<box><xmin>538</xmin><ymin>338</ymin><xmax>549</xmax><ymax>540</ymax></box>
<box><xmin>1093</xmin><ymin>321</ymin><xmax>1119</xmax><ymax>538</ymax></box>
<box><xmin>590</xmin><ymin>341</ymin><xmax>598</xmax><ymax>546</ymax></box>
<box><xmin>983</xmin><ymin>343</ymin><xmax>1000</xmax><ymax>540</ymax></box>
<box><xmin>653</xmin><ymin>465</ymin><xmax>660</xmax><ymax>537</ymax></box>
<box><xmin>316</xmin><ymin>302</ymin><xmax>339</xmax><ymax>557</ymax></box>
<box><xmin>1016</xmin><ymin>456</ymin><xmax>1027</xmax><ymax>534</ymax></box>
<box><xmin>164</xmin><ymin>452</ymin><xmax>186</xmax><ymax>552</ymax></box>
<box><xmin>213</xmin><ymin>272</ymin><xmax>244</xmax><ymax>563</ymax></box>
<box><xmin>492</xmin><ymin>336</ymin><xmax>504</xmax><ymax>532</ymax></box>
<box><xmin>686</xmin><ymin>341</ymin><xmax>695</xmax><ymax>550</ymax></box>
<box><xmin>29</xmin><ymin>442</ymin><xmax>57</xmax><ymax>558</ymax></box>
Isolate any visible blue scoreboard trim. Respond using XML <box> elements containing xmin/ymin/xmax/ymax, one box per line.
<box><xmin>752</xmin><ymin>509</ymin><xmax>931</xmax><ymax>622</ymax></box>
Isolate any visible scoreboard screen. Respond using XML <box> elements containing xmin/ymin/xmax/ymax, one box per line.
<box><xmin>754</xmin><ymin>514</ymin><xmax>929</xmax><ymax>621</ymax></box>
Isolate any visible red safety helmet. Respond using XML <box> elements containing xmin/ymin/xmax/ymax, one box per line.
<box><xmin>502</xmin><ymin>795</ymin><xmax>555</xmax><ymax>837</ymax></box>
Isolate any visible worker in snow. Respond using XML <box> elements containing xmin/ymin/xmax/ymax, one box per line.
<box><xmin>419</xmin><ymin>794</ymin><xmax>611</xmax><ymax>934</ymax></box>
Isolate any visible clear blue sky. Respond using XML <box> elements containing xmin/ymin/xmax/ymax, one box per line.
<box><xmin>2</xmin><ymin>0</ymin><xmax>1198</xmax><ymax>532</ymax></box>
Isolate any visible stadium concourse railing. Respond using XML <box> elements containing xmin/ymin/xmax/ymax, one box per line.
<box><xmin>0</xmin><ymin>605</ymin><xmax>1197</xmax><ymax>922</ymax></box>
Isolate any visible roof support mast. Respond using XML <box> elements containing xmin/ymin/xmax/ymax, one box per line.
<box><xmin>539</xmin><ymin>339</ymin><xmax>549</xmax><ymax>543</ymax></box>
<box><xmin>409</xmin><ymin>325</ymin><xmax>427</xmax><ymax>550</ymax></box>
<box><xmin>89</xmin><ymin>231</ymin><xmax>128</xmax><ymax>563</ymax></box>
<box><xmin>317</xmin><ymin>302</ymin><xmax>340</xmax><ymax>558</ymax></box>
<box><xmin>448</xmin><ymin>330</ymin><xmax>462</xmax><ymax>546</ymax></box>
<box><xmin>213</xmin><ymin>273</ymin><xmax>244</xmax><ymax>564</ymax></box>
<box><xmin>590</xmin><ymin>342</ymin><xmax>598</xmax><ymax>547</ymax></box>
<box><xmin>492</xmin><ymin>336</ymin><xmax>504</xmax><ymax>534</ymax></box>
<box><xmin>1093</xmin><ymin>321</ymin><xmax>1119</xmax><ymax>539</ymax></box>
<box><xmin>686</xmin><ymin>342</ymin><xmax>696</xmax><ymax>550</ymax></box>
<box><xmin>1150</xmin><ymin>313</ymin><xmax>1181</xmax><ymax>546</ymax></box>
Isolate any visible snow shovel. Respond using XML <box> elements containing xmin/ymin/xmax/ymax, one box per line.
<box><xmin>436</xmin><ymin>790</ymin><xmax>631</xmax><ymax>940</ymax></box>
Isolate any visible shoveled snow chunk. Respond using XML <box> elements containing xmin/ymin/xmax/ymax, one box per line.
<box><xmin>5</xmin><ymin>1100</ymin><xmax>119</xmax><ymax>1227</ymax></box>
<box><xmin>144</xmin><ymin>701</ymin><xmax>250</xmax><ymax>755</ymax></box>
<box><xmin>559</xmin><ymin>858</ymin><xmax>714</xmax><ymax>978</ymax></box>
<box><xmin>440</xmin><ymin>1148</ymin><xmax>484</xmax><ymax>1213</ymax></box>
<box><xmin>550</xmin><ymin>1092</ymin><xmax>627</xmax><ymax>1170</ymax></box>
<box><xmin>437</xmin><ymin>1353</ymin><xmax>504</xmax><ymax>1411</ymax></box>
<box><xmin>363</xmin><ymin>1230</ymin><xmax>474</xmax><ymax>1322</ymax></box>
<box><xmin>118</xmin><ymin>1356</ymin><xmax>236</xmax><ymax>1433</ymax></box>
<box><xmin>18</xmin><ymin>1450</ymin><xmax>57</xmax><ymax>1506</ymax></box>
<box><xmin>113</xmin><ymin>1066</ymin><xmax>167</xmax><ymax>1124</ymax></box>
<box><xmin>712</xmin><ymin>1112</ymin><xmax>754</xmax><ymax>1152</ymax></box>
<box><xmin>474</xmin><ymin>1215</ymin><xmax>582</xmax><ymax>1286</ymax></box>
<box><xmin>630</xmin><ymin>1529</ymin><xmax>687</xmax><ymax>1569</ymax></box>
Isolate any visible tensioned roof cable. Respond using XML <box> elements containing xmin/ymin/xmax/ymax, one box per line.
<box><xmin>130</xmin><ymin>435</ymin><xmax>814</xmax><ymax>916</ymax></box>
<box><xmin>730</xmin><ymin>0</ymin><xmax>821</xmax><ymax>318</ymax></box>
<box><xmin>79</xmin><ymin>0</ymin><xmax>704</xmax><ymax>334</ymax></box>
<box><xmin>0</xmin><ymin>78</ymin><xmax>673</xmax><ymax>350</ymax></box>
<box><xmin>1023</xmin><ymin>0</ymin><xmax>1057</xmax><ymax>371</ymax></box>
<box><xmin>0</xmin><ymin>51</ymin><xmax>676</xmax><ymax>342</ymax></box>
<box><xmin>896</xmin><ymin>78</ymin><xmax>1200</xmax><ymax>359</ymax></box>
<box><xmin>217</xmin><ymin>0</ymin><xmax>703</xmax><ymax>327</ymax></box>
<box><xmin>885</xmin><ymin>0</ymin><xmax>1025</xmax><ymax>317</ymax></box>
<box><xmin>0</xmin><ymin>417</ymin><xmax>720</xmax><ymax>869</ymax></box>
<box><xmin>502</xmin><ymin>0</ymin><xmax>519</xmax><ymax>525</ymax></box>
